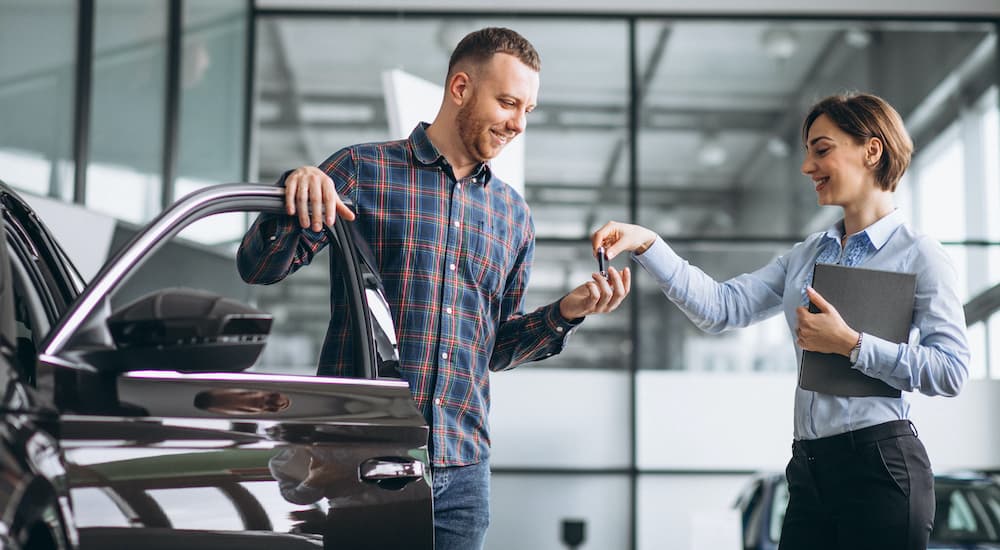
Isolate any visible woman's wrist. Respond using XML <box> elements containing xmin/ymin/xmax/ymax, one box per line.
<box><xmin>634</xmin><ymin>234</ymin><xmax>656</xmax><ymax>255</ymax></box>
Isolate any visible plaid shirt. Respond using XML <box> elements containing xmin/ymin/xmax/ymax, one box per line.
<box><xmin>238</xmin><ymin>124</ymin><xmax>579</xmax><ymax>467</ymax></box>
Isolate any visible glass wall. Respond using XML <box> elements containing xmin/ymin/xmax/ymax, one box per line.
<box><xmin>249</xmin><ymin>11</ymin><xmax>1000</xmax><ymax>549</ymax></box>
<box><xmin>2</xmin><ymin>5</ymin><xmax>998</xmax><ymax>549</ymax></box>
<box><xmin>0</xmin><ymin>0</ymin><xmax>77</xmax><ymax>197</ymax></box>
<box><xmin>634</xmin><ymin>19</ymin><xmax>998</xmax><ymax>375</ymax></box>
<box><xmin>85</xmin><ymin>0</ymin><xmax>168</xmax><ymax>223</ymax></box>
<box><xmin>175</xmin><ymin>0</ymin><xmax>249</xmax><ymax>245</ymax></box>
<box><xmin>251</xmin><ymin>16</ymin><xmax>633</xmax><ymax>372</ymax></box>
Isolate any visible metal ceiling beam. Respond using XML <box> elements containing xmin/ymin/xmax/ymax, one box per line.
<box><xmin>256</xmin><ymin>89</ymin><xmax>781</xmax><ymax>132</ymax></box>
<box><xmin>526</xmin><ymin>182</ymin><xmax>735</xmax><ymax>205</ymax></box>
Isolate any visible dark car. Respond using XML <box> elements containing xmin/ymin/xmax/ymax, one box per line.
<box><xmin>0</xmin><ymin>181</ymin><xmax>432</xmax><ymax>549</ymax></box>
<box><xmin>737</xmin><ymin>471</ymin><xmax>1000</xmax><ymax>550</ymax></box>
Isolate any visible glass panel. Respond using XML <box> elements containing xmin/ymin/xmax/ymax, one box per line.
<box><xmin>175</xmin><ymin>0</ymin><xmax>248</xmax><ymax>234</ymax></box>
<box><xmin>635</xmin><ymin>19</ymin><xmax>994</xmax><ymax>371</ymax></box>
<box><xmin>254</xmin><ymin>16</ymin><xmax>630</xmax><ymax>369</ymax></box>
<box><xmin>0</xmin><ymin>0</ymin><xmax>77</xmax><ymax>198</ymax></box>
<box><xmin>107</xmin><ymin>211</ymin><xmax>333</xmax><ymax>376</ymax></box>
<box><xmin>86</xmin><ymin>0</ymin><xmax>167</xmax><ymax>223</ymax></box>
<box><xmin>984</xmin><ymin>89</ymin><xmax>1000</xmax><ymax>287</ymax></box>
<box><xmin>915</xmin><ymin>124</ymin><xmax>965</xmax><ymax>242</ymax></box>
<box><xmin>529</xmin><ymin>242</ymin><xmax>631</xmax><ymax>369</ymax></box>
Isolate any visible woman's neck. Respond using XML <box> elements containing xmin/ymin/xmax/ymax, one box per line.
<box><xmin>842</xmin><ymin>192</ymin><xmax>894</xmax><ymax>238</ymax></box>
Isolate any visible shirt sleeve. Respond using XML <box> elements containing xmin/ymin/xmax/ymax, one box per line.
<box><xmin>633</xmin><ymin>236</ymin><xmax>788</xmax><ymax>333</ymax></box>
<box><xmin>851</xmin><ymin>237</ymin><xmax>969</xmax><ymax>396</ymax></box>
<box><xmin>236</xmin><ymin>150</ymin><xmax>358</xmax><ymax>285</ymax></box>
<box><xmin>489</xmin><ymin>220</ymin><xmax>580</xmax><ymax>372</ymax></box>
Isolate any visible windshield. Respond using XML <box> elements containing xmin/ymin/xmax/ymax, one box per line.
<box><xmin>763</xmin><ymin>477</ymin><xmax>1000</xmax><ymax>544</ymax></box>
<box><xmin>932</xmin><ymin>480</ymin><xmax>1000</xmax><ymax>543</ymax></box>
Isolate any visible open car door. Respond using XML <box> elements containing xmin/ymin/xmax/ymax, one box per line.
<box><xmin>31</xmin><ymin>185</ymin><xmax>432</xmax><ymax>549</ymax></box>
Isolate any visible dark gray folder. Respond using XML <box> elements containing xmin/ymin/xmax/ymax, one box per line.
<box><xmin>798</xmin><ymin>263</ymin><xmax>916</xmax><ymax>398</ymax></box>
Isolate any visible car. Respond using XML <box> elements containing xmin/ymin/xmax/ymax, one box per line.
<box><xmin>0</xmin><ymin>181</ymin><xmax>433</xmax><ymax>549</ymax></box>
<box><xmin>736</xmin><ymin>470</ymin><xmax>1000</xmax><ymax>550</ymax></box>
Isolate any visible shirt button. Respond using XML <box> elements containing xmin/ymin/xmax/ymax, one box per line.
<box><xmin>268</xmin><ymin>235</ymin><xmax>277</xmax><ymax>241</ymax></box>
<box><xmin>435</xmin><ymin>398</ymin><xmax>442</xmax><ymax>406</ymax></box>
<box><xmin>556</xmin><ymin>326</ymin><xmax>564</xmax><ymax>333</ymax></box>
<box><xmin>456</xmin><ymin>183</ymin><xmax>462</xmax><ymax>190</ymax></box>
<box><xmin>453</xmin><ymin>221</ymin><xmax>460</xmax><ymax>228</ymax></box>
<box><xmin>449</xmin><ymin>263</ymin><xmax>456</xmax><ymax>271</ymax></box>
<box><xmin>441</xmin><ymin>352</ymin><xmax>448</xmax><ymax>360</ymax></box>
<box><xmin>446</xmin><ymin>307</ymin><xmax>453</xmax><ymax>314</ymax></box>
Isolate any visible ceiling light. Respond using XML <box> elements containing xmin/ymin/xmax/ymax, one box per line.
<box><xmin>766</xmin><ymin>136</ymin><xmax>790</xmax><ymax>158</ymax></box>
<box><xmin>844</xmin><ymin>28</ymin><xmax>872</xmax><ymax>49</ymax></box>
<box><xmin>300</xmin><ymin>103</ymin><xmax>375</xmax><ymax>123</ymax></box>
<box><xmin>697</xmin><ymin>134</ymin><xmax>727</xmax><ymax>168</ymax></box>
<box><xmin>761</xmin><ymin>28</ymin><xmax>799</xmax><ymax>61</ymax></box>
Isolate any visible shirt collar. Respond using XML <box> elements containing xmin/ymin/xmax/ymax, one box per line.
<box><xmin>408</xmin><ymin>122</ymin><xmax>493</xmax><ymax>185</ymax></box>
<box><xmin>822</xmin><ymin>209</ymin><xmax>903</xmax><ymax>250</ymax></box>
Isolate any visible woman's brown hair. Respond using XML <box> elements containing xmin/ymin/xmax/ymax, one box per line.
<box><xmin>802</xmin><ymin>92</ymin><xmax>913</xmax><ymax>191</ymax></box>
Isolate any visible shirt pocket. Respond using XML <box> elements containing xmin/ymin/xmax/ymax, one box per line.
<box><xmin>465</xmin><ymin>214</ymin><xmax>504</xmax><ymax>298</ymax></box>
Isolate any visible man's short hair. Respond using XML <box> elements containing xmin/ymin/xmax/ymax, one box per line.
<box><xmin>447</xmin><ymin>27</ymin><xmax>541</xmax><ymax>78</ymax></box>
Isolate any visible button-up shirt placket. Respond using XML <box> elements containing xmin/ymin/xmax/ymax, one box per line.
<box><xmin>431</xmin><ymin>173</ymin><xmax>467</xmax><ymax>419</ymax></box>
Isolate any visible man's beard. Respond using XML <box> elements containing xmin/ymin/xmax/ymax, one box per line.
<box><xmin>456</xmin><ymin>92</ymin><xmax>496</xmax><ymax>162</ymax></box>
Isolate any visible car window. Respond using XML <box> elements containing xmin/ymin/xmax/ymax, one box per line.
<box><xmin>5</xmin><ymin>233</ymin><xmax>53</xmax><ymax>385</ymax></box>
<box><xmin>2</xmin><ymin>195</ymin><xmax>80</xmax><ymax>314</ymax></box>
<box><xmin>107</xmin><ymin>212</ymin><xmax>362</xmax><ymax>378</ymax></box>
<box><xmin>740</xmin><ymin>481</ymin><xmax>764</xmax><ymax>547</ymax></box>
<box><xmin>3</xmin><ymin>194</ymin><xmax>82</xmax><ymax>393</ymax></box>
<box><xmin>769</xmin><ymin>479</ymin><xmax>789</xmax><ymax>543</ymax></box>
<box><xmin>934</xmin><ymin>483</ymin><xmax>1000</xmax><ymax>543</ymax></box>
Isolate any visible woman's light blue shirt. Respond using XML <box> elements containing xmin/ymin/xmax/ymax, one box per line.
<box><xmin>634</xmin><ymin>209</ymin><xmax>970</xmax><ymax>440</ymax></box>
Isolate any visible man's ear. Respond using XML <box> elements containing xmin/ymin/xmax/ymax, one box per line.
<box><xmin>447</xmin><ymin>71</ymin><xmax>471</xmax><ymax>106</ymax></box>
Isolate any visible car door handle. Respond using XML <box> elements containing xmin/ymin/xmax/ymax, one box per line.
<box><xmin>360</xmin><ymin>458</ymin><xmax>426</xmax><ymax>484</ymax></box>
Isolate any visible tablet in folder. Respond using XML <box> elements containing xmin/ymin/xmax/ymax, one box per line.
<box><xmin>798</xmin><ymin>263</ymin><xmax>916</xmax><ymax>398</ymax></box>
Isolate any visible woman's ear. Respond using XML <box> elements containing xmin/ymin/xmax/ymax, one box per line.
<box><xmin>865</xmin><ymin>137</ymin><xmax>884</xmax><ymax>167</ymax></box>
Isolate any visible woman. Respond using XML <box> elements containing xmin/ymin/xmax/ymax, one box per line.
<box><xmin>593</xmin><ymin>92</ymin><xmax>969</xmax><ymax>550</ymax></box>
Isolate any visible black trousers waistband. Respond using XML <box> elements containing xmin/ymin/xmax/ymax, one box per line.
<box><xmin>794</xmin><ymin>420</ymin><xmax>917</xmax><ymax>457</ymax></box>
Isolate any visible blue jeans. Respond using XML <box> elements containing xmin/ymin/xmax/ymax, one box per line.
<box><xmin>432</xmin><ymin>460</ymin><xmax>491</xmax><ymax>550</ymax></box>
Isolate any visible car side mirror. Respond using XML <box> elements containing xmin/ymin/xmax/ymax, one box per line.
<box><xmin>94</xmin><ymin>287</ymin><xmax>272</xmax><ymax>373</ymax></box>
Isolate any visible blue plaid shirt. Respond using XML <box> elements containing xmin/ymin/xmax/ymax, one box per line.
<box><xmin>238</xmin><ymin>123</ymin><xmax>580</xmax><ymax>467</ymax></box>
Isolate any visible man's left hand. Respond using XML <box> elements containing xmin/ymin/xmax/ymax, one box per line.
<box><xmin>559</xmin><ymin>266</ymin><xmax>631</xmax><ymax>320</ymax></box>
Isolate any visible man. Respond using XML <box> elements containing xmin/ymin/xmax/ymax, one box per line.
<box><xmin>237</xmin><ymin>27</ymin><xmax>631</xmax><ymax>549</ymax></box>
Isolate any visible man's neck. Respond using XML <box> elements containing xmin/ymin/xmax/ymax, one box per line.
<box><xmin>425</xmin><ymin>121</ymin><xmax>479</xmax><ymax>180</ymax></box>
